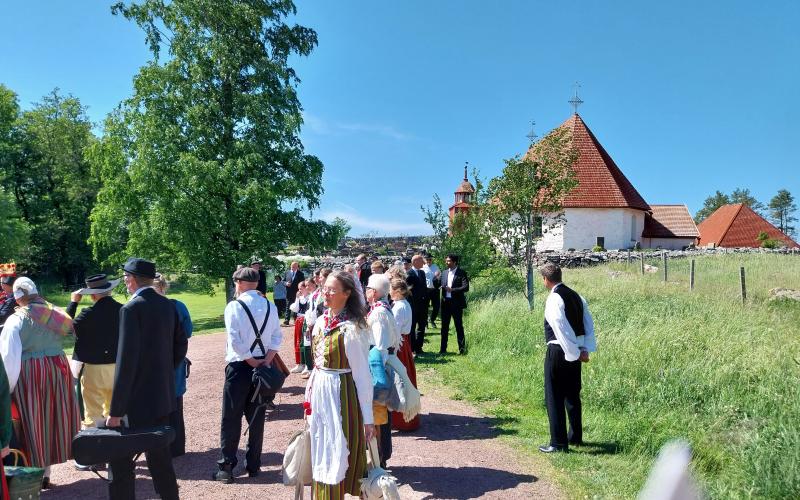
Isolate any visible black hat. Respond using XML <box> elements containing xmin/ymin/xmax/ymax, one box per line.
<box><xmin>402</xmin><ymin>257</ymin><xmax>412</xmax><ymax>264</ymax></box>
<box><xmin>122</xmin><ymin>258</ymin><xmax>156</xmax><ymax>279</ymax></box>
<box><xmin>232</xmin><ymin>267</ymin><xmax>260</xmax><ymax>282</ymax></box>
<box><xmin>0</xmin><ymin>275</ymin><xmax>15</xmax><ymax>286</ymax></box>
<box><xmin>76</xmin><ymin>274</ymin><xmax>121</xmax><ymax>295</ymax></box>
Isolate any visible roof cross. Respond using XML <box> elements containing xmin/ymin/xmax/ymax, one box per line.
<box><xmin>568</xmin><ymin>82</ymin><xmax>583</xmax><ymax>114</ymax></box>
<box><xmin>526</xmin><ymin>120</ymin><xmax>538</xmax><ymax>144</ymax></box>
<box><xmin>463</xmin><ymin>161</ymin><xmax>469</xmax><ymax>181</ymax></box>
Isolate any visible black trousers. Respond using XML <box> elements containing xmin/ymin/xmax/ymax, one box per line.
<box><xmin>169</xmin><ymin>396</ymin><xmax>185</xmax><ymax>457</ymax></box>
<box><xmin>274</xmin><ymin>298</ymin><xmax>287</xmax><ymax>320</ymax></box>
<box><xmin>427</xmin><ymin>289</ymin><xmax>440</xmax><ymax>324</ymax></box>
<box><xmin>285</xmin><ymin>294</ymin><xmax>297</xmax><ymax>322</ymax></box>
<box><xmin>219</xmin><ymin>361</ymin><xmax>267</xmax><ymax>471</ymax></box>
<box><xmin>411</xmin><ymin>297</ymin><xmax>428</xmax><ymax>351</ymax></box>
<box><xmin>377</xmin><ymin>419</ymin><xmax>392</xmax><ymax>466</ymax></box>
<box><xmin>108</xmin><ymin>415</ymin><xmax>179</xmax><ymax>500</ymax></box>
<box><xmin>440</xmin><ymin>298</ymin><xmax>465</xmax><ymax>353</ymax></box>
<box><xmin>544</xmin><ymin>344</ymin><xmax>582</xmax><ymax>447</ymax></box>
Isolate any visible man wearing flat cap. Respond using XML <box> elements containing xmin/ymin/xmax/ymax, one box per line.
<box><xmin>106</xmin><ymin>258</ymin><xmax>187</xmax><ymax>500</ymax></box>
<box><xmin>65</xmin><ymin>274</ymin><xmax>123</xmax><ymax>432</ymax></box>
<box><xmin>250</xmin><ymin>260</ymin><xmax>267</xmax><ymax>295</ymax></box>
<box><xmin>213</xmin><ymin>266</ymin><xmax>282</xmax><ymax>483</ymax></box>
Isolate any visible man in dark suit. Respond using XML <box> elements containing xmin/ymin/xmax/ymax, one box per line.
<box><xmin>66</xmin><ymin>274</ymin><xmax>123</xmax><ymax>431</ymax></box>
<box><xmin>0</xmin><ymin>275</ymin><xmax>17</xmax><ymax>326</ymax></box>
<box><xmin>251</xmin><ymin>260</ymin><xmax>267</xmax><ymax>295</ymax></box>
<box><xmin>407</xmin><ymin>255</ymin><xmax>428</xmax><ymax>354</ymax></box>
<box><xmin>283</xmin><ymin>261</ymin><xmax>304</xmax><ymax>325</ymax></box>
<box><xmin>355</xmin><ymin>253</ymin><xmax>371</xmax><ymax>292</ymax></box>
<box><xmin>106</xmin><ymin>258</ymin><xmax>188</xmax><ymax>500</ymax></box>
<box><xmin>440</xmin><ymin>254</ymin><xmax>469</xmax><ymax>354</ymax></box>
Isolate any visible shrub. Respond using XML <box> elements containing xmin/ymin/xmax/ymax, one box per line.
<box><xmin>592</xmin><ymin>244</ymin><xmax>604</xmax><ymax>252</ymax></box>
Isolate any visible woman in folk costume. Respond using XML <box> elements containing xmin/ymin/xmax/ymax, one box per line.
<box><xmin>289</xmin><ymin>280</ymin><xmax>310</xmax><ymax>375</ymax></box>
<box><xmin>0</xmin><ymin>278</ymin><xmax>80</xmax><ymax>489</ymax></box>
<box><xmin>305</xmin><ymin>270</ymin><xmax>374</xmax><ymax>499</ymax></box>
<box><xmin>389</xmin><ymin>277</ymin><xmax>420</xmax><ymax>431</ymax></box>
<box><xmin>364</xmin><ymin>273</ymin><xmax>400</xmax><ymax>468</ymax></box>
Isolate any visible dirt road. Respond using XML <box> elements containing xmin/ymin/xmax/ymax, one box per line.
<box><xmin>43</xmin><ymin>326</ymin><xmax>559</xmax><ymax>499</ymax></box>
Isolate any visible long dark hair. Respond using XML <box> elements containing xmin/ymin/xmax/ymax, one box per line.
<box><xmin>330</xmin><ymin>270</ymin><xmax>368</xmax><ymax>328</ymax></box>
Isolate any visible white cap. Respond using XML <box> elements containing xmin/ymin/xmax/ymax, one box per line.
<box><xmin>12</xmin><ymin>277</ymin><xmax>38</xmax><ymax>300</ymax></box>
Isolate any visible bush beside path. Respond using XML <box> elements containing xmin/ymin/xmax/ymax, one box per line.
<box><xmin>43</xmin><ymin>325</ymin><xmax>560</xmax><ymax>499</ymax></box>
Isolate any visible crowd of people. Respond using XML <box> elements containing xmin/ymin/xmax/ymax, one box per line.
<box><xmin>0</xmin><ymin>250</ymin><xmax>597</xmax><ymax>498</ymax></box>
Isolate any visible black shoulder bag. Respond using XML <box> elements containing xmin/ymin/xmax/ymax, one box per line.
<box><xmin>236</xmin><ymin>300</ymin><xmax>286</xmax><ymax>412</ymax></box>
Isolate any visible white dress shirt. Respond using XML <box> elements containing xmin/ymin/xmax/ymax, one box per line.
<box><xmin>544</xmin><ymin>283</ymin><xmax>596</xmax><ymax>362</ymax></box>
<box><xmin>423</xmin><ymin>263</ymin><xmax>440</xmax><ymax>289</ymax></box>
<box><xmin>445</xmin><ymin>266</ymin><xmax>457</xmax><ymax>298</ymax></box>
<box><xmin>224</xmin><ymin>290</ymin><xmax>283</xmax><ymax>362</ymax></box>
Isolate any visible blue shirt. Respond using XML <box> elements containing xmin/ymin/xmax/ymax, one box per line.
<box><xmin>172</xmin><ymin>299</ymin><xmax>193</xmax><ymax>397</ymax></box>
<box><xmin>272</xmin><ymin>281</ymin><xmax>287</xmax><ymax>300</ymax></box>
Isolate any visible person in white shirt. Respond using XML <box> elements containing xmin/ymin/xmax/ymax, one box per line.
<box><xmin>538</xmin><ymin>262</ymin><xmax>596</xmax><ymax>453</ymax></box>
<box><xmin>422</xmin><ymin>254</ymin><xmax>441</xmax><ymax>328</ymax></box>
<box><xmin>214</xmin><ymin>267</ymin><xmax>283</xmax><ymax>483</ymax></box>
<box><xmin>389</xmin><ymin>277</ymin><xmax>421</xmax><ymax>431</ymax></box>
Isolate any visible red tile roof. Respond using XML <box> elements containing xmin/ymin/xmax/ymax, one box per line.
<box><xmin>697</xmin><ymin>203</ymin><xmax>799</xmax><ymax>248</ymax></box>
<box><xmin>643</xmin><ymin>205</ymin><xmax>699</xmax><ymax>238</ymax></box>
<box><xmin>527</xmin><ymin>114</ymin><xmax>650</xmax><ymax>211</ymax></box>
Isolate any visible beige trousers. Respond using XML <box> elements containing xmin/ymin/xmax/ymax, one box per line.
<box><xmin>80</xmin><ymin>363</ymin><xmax>116</xmax><ymax>428</ymax></box>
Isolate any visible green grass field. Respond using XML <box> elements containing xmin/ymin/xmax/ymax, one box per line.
<box><xmin>416</xmin><ymin>253</ymin><xmax>800</xmax><ymax>498</ymax></box>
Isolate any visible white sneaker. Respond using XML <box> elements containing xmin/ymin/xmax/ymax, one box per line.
<box><xmin>300</xmin><ymin>367</ymin><xmax>311</xmax><ymax>378</ymax></box>
<box><xmin>290</xmin><ymin>364</ymin><xmax>304</xmax><ymax>374</ymax></box>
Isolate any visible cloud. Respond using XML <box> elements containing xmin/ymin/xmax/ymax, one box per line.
<box><xmin>321</xmin><ymin>209</ymin><xmax>431</xmax><ymax>235</ymax></box>
<box><xmin>303</xmin><ymin>112</ymin><xmax>412</xmax><ymax>141</ymax></box>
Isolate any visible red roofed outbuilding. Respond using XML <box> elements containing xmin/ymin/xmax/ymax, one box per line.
<box><xmin>697</xmin><ymin>203</ymin><xmax>799</xmax><ymax>248</ymax></box>
<box><xmin>642</xmin><ymin>205</ymin><xmax>700</xmax><ymax>250</ymax></box>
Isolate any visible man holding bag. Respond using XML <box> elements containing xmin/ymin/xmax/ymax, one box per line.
<box><xmin>213</xmin><ymin>267</ymin><xmax>283</xmax><ymax>483</ymax></box>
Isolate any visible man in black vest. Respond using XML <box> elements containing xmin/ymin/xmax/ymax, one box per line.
<box><xmin>538</xmin><ymin>262</ymin><xmax>596</xmax><ymax>453</ymax></box>
<box><xmin>106</xmin><ymin>258</ymin><xmax>188</xmax><ymax>500</ymax></box>
<box><xmin>66</xmin><ymin>274</ymin><xmax>123</xmax><ymax>430</ymax></box>
<box><xmin>439</xmin><ymin>254</ymin><xmax>469</xmax><ymax>355</ymax></box>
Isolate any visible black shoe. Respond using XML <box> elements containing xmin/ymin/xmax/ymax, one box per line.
<box><xmin>213</xmin><ymin>465</ymin><xmax>235</xmax><ymax>484</ymax></box>
<box><xmin>247</xmin><ymin>469</ymin><xmax>259</xmax><ymax>478</ymax></box>
<box><xmin>538</xmin><ymin>444</ymin><xmax>568</xmax><ymax>453</ymax></box>
<box><xmin>459</xmin><ymin>349</ymin><xmax>466</xmax><ymax>355</ymax></box>
<box><xmin>439</xmin><ymin>349</ymin><xmax>447</xmax><ymax>354</ymax></box>
<box><xmin>41</xmin><ymin>477</ymin><xmax>52</xmax><ymax>490</ymax></box>
<box><xmin>568</xmin><ymin>439</ymin><xmax>584</xmax><ymax>446</ymax></box>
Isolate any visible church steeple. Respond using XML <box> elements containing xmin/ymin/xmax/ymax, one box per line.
<box><xmin>449</xmin><ymin>162</ymin><xmax>475</xmax><ymax>221</ymax></box>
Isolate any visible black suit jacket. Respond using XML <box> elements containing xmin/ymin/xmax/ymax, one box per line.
<box><xmin>407</xmin><ymin>269</ymin><xmax>428</xmax><ymax>303</ymax></box>
<box><xmin>358</xmin><ymin>263</ymin><xmax>372</xmax><ymax>291</ymax></box>
<box><xmin>256</xmin><ymin>270</ymin><xmax>267</xmax><ymax>295</ymax></box>
<box><xmin>0</xmin><ymin>296</ymin><xmax>17</xmax><ymax>327</ymax></box>
<box><xmin>285</xmin><ymin>270</ymin><xmax>305</xmax><ymax>300</ymax></box>
<box><xmin>66</xmin><ymin>296</ymin><xmax>122</xmax><ymax>364</ymax></box>
<box><xmin>110</xmin><ymin>288</ymin><xmax>188</xmax><ymax>423</ymax></box>
<box><xmin>441</xmin><ymin>267</ymin><xmax>469</xmax><ymax>309</ymax></box>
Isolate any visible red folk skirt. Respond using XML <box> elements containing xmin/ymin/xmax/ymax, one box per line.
<box><xmin>293</xmin><ymin>316</ymin><xmax>305</xmax><ymax>364</ymax></box>
<box><xmin>391</xmin><ymin>335</ymin><xmax>420</xmax><ymax>431</ymax></box>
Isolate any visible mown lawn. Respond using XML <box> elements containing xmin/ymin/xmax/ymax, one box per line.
<box><xmin>42</xmin><ymin>282</ymin><xmax>268</xmax><ymax>355</ymax></box>
<box><xmin>416</xmin><ymin>253</ymin><xmax>800</xmax><ymax>498</ymax></box>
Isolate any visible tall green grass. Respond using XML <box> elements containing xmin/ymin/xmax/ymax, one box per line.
<box><xmin>417</xmin><ymin>254</ymin><xmax>800</xmax><ymax>498</ymax></box>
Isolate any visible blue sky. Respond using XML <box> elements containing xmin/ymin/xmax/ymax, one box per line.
<box><xmin>2</xmin><ymin>1</ymin><xmax>798</xmax><ymax>235</ymax></box>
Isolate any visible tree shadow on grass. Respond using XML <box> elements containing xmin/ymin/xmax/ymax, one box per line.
<box><xmin>575</xmin><ymin>441</ymin><xmax>621</xmax><ymax>455</ymax></box>
<box><xmin>402</xmin><ymin>412</ymin><xmax>520</xmax><ymax>441</ymax></box>
<box><xmin>391</xmin><ymin>465</ymin><xmax>537</xmax><ymax>499</ymax></box>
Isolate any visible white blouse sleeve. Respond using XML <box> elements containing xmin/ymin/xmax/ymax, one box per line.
<box><xmin>344</xmin><ymin>325</ymin><xmax>374</xmax><ymax>425</ymax></box>
<box><xmin>0</xmin><ymin>315</ymin><xmax>23</xmax><ymax>392</ymax></box>
<box><xmin>392</xmin><ymin>301</ymin><xmax>412</xmax><ymax>337</ymax></box>
<box><xmin>368</xmin><ymin>309</ymin><xmax>394</xmax><ymax>363</ymax></box>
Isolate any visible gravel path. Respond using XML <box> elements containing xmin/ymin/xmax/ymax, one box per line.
<box><xmin>42</xmin><ymin>326</ymin><xmax>560</xmax><ymax>499</ymax></box>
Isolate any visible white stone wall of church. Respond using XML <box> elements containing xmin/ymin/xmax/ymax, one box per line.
<box><xmin>537</xmin><ymin>208</ymin><xmax>645</xmax><ymax>251</ymax></box>
<box><xmin>642</xmin><ymin>237</ymin><xmax>696</xmax><ymax>250</ymax></box>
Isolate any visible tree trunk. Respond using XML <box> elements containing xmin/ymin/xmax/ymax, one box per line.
<box><xmin>526</xmin><ymin>213</ymin><xmax>534</xmax><ymax>310</ymax></box>
<box><xmin>526</xmin><ymin>261</ymin><xmax>534</xmax><ymax>311</ymax></box>
<box><xmin>225</xmin><ymin>276</ymin><xmax>235</xmax><ymax>303</ymax></box>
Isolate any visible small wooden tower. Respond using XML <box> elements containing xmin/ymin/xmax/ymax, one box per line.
<box><xmin>448</xmin><ymin>163</ymin><xmax>475</xmax><ymax>221</ymax></box>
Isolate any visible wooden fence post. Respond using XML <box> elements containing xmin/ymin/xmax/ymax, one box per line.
<box><xmin>689</xmin><ymin>259</ymin><xmax>695</xmax><ymax>291</ymax></box>
<box><xmin>662</xmin><ymin>251</ymin><xmax>668</xmax><ymax>282</ymax></box>
<box><xmin>627</xmin><ymin>250</ymin><xmax>631</xmax><ymax>265</ymax></box>
<box><xmin>740</xmin><ymin>266</ymin><xmax>747</xmax><ymax>304</ymax></box>
<box><xmin>640</xmin><ymin>253</ymin><xmax>645</xmax><ymax>275</ymax></box>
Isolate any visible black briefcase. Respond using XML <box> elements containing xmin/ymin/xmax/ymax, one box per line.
<box><xmin>72</xmin><ymin>425</ymin><xmax>176</xmax><ymax>465</ymax></box>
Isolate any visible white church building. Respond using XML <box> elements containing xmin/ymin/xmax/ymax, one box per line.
<box><xmin>531</xmin><ymin>113</ymin><xmax>698</xmax><ymax>251</ymax></box>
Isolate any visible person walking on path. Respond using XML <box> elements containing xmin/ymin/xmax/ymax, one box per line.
<box><xmin>423</xmin><ymin>254</ymin><xmax>441</xmax><ymax>328</ymax></box>
<box><xmin>153</xmin><ymin>274</ymin><xmax>193</xmax><ymax>458</ymax></box>
<box><xmin>305</xmin><ymin>270</ymin><xmax>374</xmax><ymax>499</ymax></box>
<box><xmin>0</xmin><ymin>277</ymin><xmax>80</xmax><ymax>489</ymax></box>
<box><xmin>213</xmin><ymin>267</ymin><xmax>282</xmax><ymax>483</ymax></box>
<box><xmin>272</xmin><ymin>274</ymin><xmax>287</xmax><ymax>318</ymax></box>
<box><xmin>106</xmin><ymin>258</ymin><xmax>187</xmax><ymax>500</ymax></box>
<box><xmin>439</xmin><ymin>254</ymin><xmax>469</xmax><ymax>355</ymax></box>
<box><xmin>538</xmin><ymin>262</ymin><xmax>596</xmax><ymax>453</ymax></box>
<box><xmin>65</xmin><ymin>274</ymin><xmax>122</xmax><ymax>431</ymax></box>
<box><xmin>283</xmin><ymin>262</ymin><xmax>304</xmax><ymax>325</ymax></box>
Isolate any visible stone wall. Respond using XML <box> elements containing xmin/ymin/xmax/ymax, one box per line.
<box><xmin>534</xmin><ymin>246</ymin><xmax>800</xmax><ymax>268</ymax></box>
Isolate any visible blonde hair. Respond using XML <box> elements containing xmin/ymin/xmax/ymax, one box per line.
<box><xmin>153</xmin><ymin>273</ymin><xmax>170</xmax><ymax>293</ymax></box>
<box><xmin>390</xmin><ymin>277</ymin><xmax>410</xmax><ymax>299</ymax></box>
<box><xmin>370</xmin><ymin>260</ymin><xmax>385</xmax><ymax>274</ymax></box>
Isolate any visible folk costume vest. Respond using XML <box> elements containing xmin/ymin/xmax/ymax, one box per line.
<box><xmin>543</xmin><ymin>284</ymin><xmax>585</xmax><ymax>344</ymax></box>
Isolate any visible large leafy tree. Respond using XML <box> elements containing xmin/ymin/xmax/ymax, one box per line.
<box><xmin>768</xmin><ymin>189</ymin><xmax>797</xmax><ymax>237</ymax></box>
<box><xmin>91</xmin><ymin>0</ymin><xmax>336</xmax><ymax>299</ymax></box>
<box><xmin>484</xmin><ymin>127</ymin><xmax>578</xmax><ymax>310</ymax></box>
<box><xmin>730</xmin><ymin>188</ymin><xmax>765</xmax><ymax>215</ymax></box>
<box><xmin>694</xmin><ymin>190</ymin><xmax>730</xmax><ymax>223</ymax></box>
<box><xmin>0</xmin><ymin>86</ymin><xmax>97</xmax><ymax>285</ymax></box>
